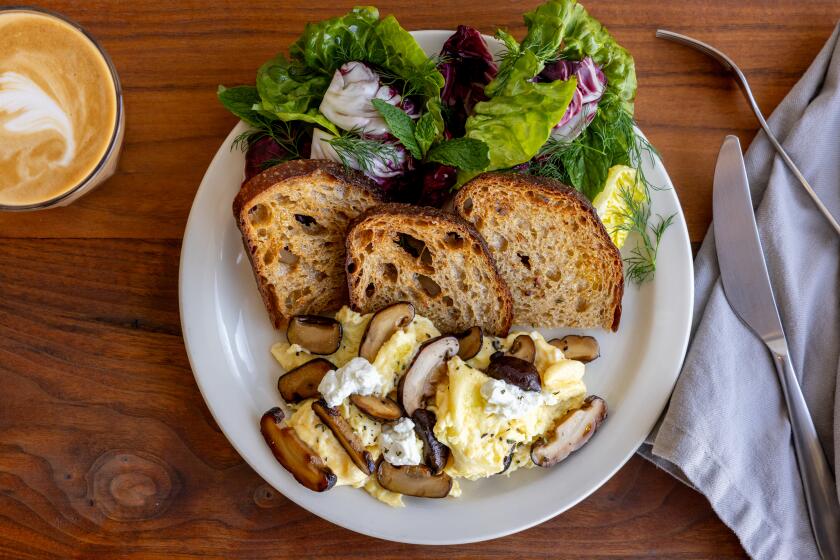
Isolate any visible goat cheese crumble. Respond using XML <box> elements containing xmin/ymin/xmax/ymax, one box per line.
<box><xmin>378</xmin><ymin>418</ymin><xmax>423</xmax><ymax>466</ymax></box>
<box><xmin>318</xmin><ymin>356</ymin><xmax>383</xmax><ymax>407</ymax></box>
<box><xmin>480</xmin><ymin>378</ymin><xmax>559</xmax><ymax>420</ymax></box>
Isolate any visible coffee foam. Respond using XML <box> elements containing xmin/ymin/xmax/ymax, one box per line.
<box><xmin>0</xmin><ymin>11</ymin><xmax>117</xmax><ymax>206</ymax></box>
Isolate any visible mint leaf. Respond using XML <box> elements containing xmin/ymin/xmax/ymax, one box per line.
<box><xmin>371</xmin><ymin>99</ymin><xmax>422</xmax><ymax>159</ymax></box>
<box><xmin>426</xmin><ymin>138</ymin><xmax>490</xmax><ymax>171</ymax></box>
<box><xmin>414</xmin><ymin>105</ymin><xmax>442</xmax><ymax>155</ymax></box>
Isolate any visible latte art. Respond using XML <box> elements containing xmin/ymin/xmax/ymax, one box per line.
<box><xmin>0</xmin><ymin>71</ymin><xmax>76</xmax><ymax>166</ymax></box>
<box><xmin>0</xmin><ymin>10</ymin><xmax>118</xmax><ymax>207</ymax></box>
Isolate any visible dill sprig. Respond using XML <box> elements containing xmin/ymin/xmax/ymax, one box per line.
<box><xmin>374</xmin><ymin>56</ymin><xmax>443</xmax><ymax>98</ymax></box>
<box><xmin>231</xmin><ymin>119</ymin><xmax>307</xmax><ymax>168</ymax></box>
<box><xmin>613</xmin><ymin>183</ymin><xmax>676</xmax><ymax>283</ymax></box>
<box><xmin>327</xmin><ymin>130</ymin><xmax>398</xmax><ymax>174</ymax></box>
<box><xmin>527</xmin><ymin>90</ymin><xmax>673</xmax><ymax>283</ymax></box>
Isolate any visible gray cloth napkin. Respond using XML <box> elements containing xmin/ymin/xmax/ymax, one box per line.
<box><xmin>639</xmin><ymin>24</ymin><xmax>840</xmax><ymax>560</ymax></box>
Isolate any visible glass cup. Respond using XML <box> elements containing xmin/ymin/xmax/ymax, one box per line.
<box><xmin>0</xmin><ymin>6</ymin><xmax>124</xmax><ymax>211</ymax></box>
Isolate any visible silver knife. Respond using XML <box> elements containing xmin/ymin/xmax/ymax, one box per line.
<box><xmin>714</xmin><ymin>135</ymin><xmax>840</xmax><ymax>559</ymax></box>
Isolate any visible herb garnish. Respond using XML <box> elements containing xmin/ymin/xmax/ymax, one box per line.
<box><xmin>327</xmin><ymin>130</ymin><xmax>399</xmax><ymax>174</ymax></box>
<box><xmin>527</xmin><ymin>90</ymin><xmax>675</xmax><ymax>283</ymax></box>
<box><xmin>231</xmin><ymin>120</ymin><xmax>307</xmax><ymax>169</ymax></box>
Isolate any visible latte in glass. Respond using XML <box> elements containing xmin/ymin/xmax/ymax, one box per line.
<box><xmin>0</xmin><ymin>8</ymin><xmax>122</xmax><ymax>209</ymax></box>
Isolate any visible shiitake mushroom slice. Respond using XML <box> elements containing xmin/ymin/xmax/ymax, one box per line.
<box><xmin>411</xmin><ymin>409</ymin><xmax>450</xmax><ymax>475</ymax></box>
<box><xmin>376</xmin><ymin>461</ymin><xmax>453</xmax><ymax>498</ymax></box>
<box><xmin>350</xmin><ymin>394</ymin><xmax>403</xmax><ymax>421</ymax></box>
<box><xmin>507</xmin><ymin>334</ymin><xmax>536</xmax><ymax>363</ymax></box>
<box><xmin>531</xmin><ymin>396</ymin><xmax>607</xmax><ymax>467</ymax></box>
<box><xmin>311</xmin><ymin>399</ymin><xmax>375</xmax><ymax>475</ymax></box>
<box><xmin>549</xmin><ymin>335</ymin><xmax>600</xmax><ymax>363</ymax></box>
<box><xmin>359</xmin><ymin>302</ymin><xmax>415</xmax><ymax>362</ymax></box>
<box><xmin>454</xmin><ymin>326</ymin><xmax>483</xmax><ymax>360</ymax></box>
<box><xmin>286</xmin><ymin>315</ymin><xmax>342</xmax><ymax>355</ymax></box>
<box><xmin>260</xmin><ymin>407</ymin><xmax>336</xmax><ymax>492</ymax></box>
<box><xmin>486</xmin><ymin>354</ymin><xmax>541</xmax><ymax>392</ymax></box>
<box><xmin>277</xmin><ymin>358</ymin><xmax>334</xmax><ymax>403</ymax></box>
<box><xmin>398</xmin><ymin>336</ymin><xmax>459</xmax><ymax>416</ymax></box>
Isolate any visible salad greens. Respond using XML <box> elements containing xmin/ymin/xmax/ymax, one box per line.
<box><xmin>218</xmin><ymin>0</ymin><xmax>670</xmax><ymax>281</ymax></box>
<box><xmin>462</xmin><ymin>51</ymin><xmax>577</xmax><ymax>181</ymax></box>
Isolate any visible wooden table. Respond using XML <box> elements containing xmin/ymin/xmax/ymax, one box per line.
<box><xmin>1</xmin><ymin>1</ymin><xmax>837</xmax><ymax>557</ymax></box>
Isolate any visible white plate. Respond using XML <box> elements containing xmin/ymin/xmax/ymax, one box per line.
<box><xmin>179</xmin><ymin>31</ymin><xmax>694</xmax><ymax>545</ymax></box>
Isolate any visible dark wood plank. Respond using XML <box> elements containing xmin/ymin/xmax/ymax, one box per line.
<box><xmin>0</xmin><ymin>238</ymin><xmax>744</xmax><ymax>558</ymax></box>
<box><xmin>0</xmin><ymin>1</ymin><xmax>838</xmax><ymax>241</ymax></box>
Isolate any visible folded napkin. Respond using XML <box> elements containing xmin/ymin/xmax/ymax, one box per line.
<box><xmin>639</xmin><ymin>24</ymin><xmax>840</xmax><ymax>560</ymax></box>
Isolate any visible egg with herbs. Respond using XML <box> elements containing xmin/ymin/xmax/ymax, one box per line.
<box><xmin>270</xmin><ymin>307</ymin><xmax>590</xmax><ymax>506</ymax></box>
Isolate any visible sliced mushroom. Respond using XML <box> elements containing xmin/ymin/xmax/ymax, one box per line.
<box><xmin>507</xmin><ymin>334</ymin><xmax>536</xmax><ymax>363</ymax></box>
<box><xmin>549</xmin><ymin>335</ymin><xmax>600</xmax><ymax>363</ymax></box>
<box><xmin>359</xmin><ymin>302</ymin><xmax>415</xmax><ymax>362</ymax></box>
<box><xmin>412</xmin><ymin>409</ymin><xmax>450</xmax><ymax>475</ymax></box>
<box><xmin>398</xmin><ymin>336</ymin><xmax>459</xmax><ymax>416</ymax></box>
<box><xmin>350</xmin><ymin>394</ymin><xmax>403</xmax><ymax>421</ymax></box>
<box><xmin>286</xmin><ymin>315</ymin><xmax>342</xmax><ymax>355</ymax></box>
<box><xmin>531</xmin><ymin>395</ymin><xmax>607</xmax><ymax>467</ymax></box>
<box><xmin>486</xmin><ymin>354</ymin><xmax>541</xmax><ymax>392</ymax></box>
<box><xmin>376</xmin><ymin>461</ymin><xmax>453</xmax><ymax>498</ymax></box>
<box><xmin>312</xmin><ymin>399</ymin><xmax>374</xmax><ymax>475</ymax></box>
<box><xmin>260</xmin><ymin>408</ymin><xmax>336</xmax><ymax>492</ymax></box>
<box><xmin>277</xmin><ymin>358</ymin><xmax>335</xmax><ymax>403</ymax></box>
<box><xmin>454</xmin><ymin>326</ymin><xmax>483</xmax><ymax>360</ymax></box>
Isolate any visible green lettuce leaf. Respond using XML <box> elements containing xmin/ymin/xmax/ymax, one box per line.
<box><xmin>255</xmin><ymin>54</ymin><xmax>336</xmax><ymax>133</ymax></box>
<box><xmin>526</xmin><ymin>0</ymin><xmax>636</xmax><ymax>114</ymax></box>
<box><xmin>289</xmin><ymin>7</ymin><xmax>381</xmax><ymax>75</ymax></box>
<box><xmin>492</xmin><ymin>0</ymin><xmax>635</xmax><ymax>116</ymax></box>
<box><xmin>217</xmin><ymin>85</ymin><xmax>264</xmax><ymax>127</ymax></box>
<box><xmin>284</xmin><ymin>8</ymin><xmax>445</xmax><ymax>146</ymax></box>
<box><xmin>461</xmin><ymin>51</ymin><xmax>576</xmax><ymax>181</ymax></box>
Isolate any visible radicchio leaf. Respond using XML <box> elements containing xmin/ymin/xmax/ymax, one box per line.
<box><xmin>418</xmin><ymin>163</ymin><xmax>457</xmax><ymax>207</ymax></box>
<box><xmin>438</xmin><ymin>26</ymin><xmax>498</xmax><ymax>137</ymax></box>
<box><xmin>538</xmin><ymin>57</ymin><xmax>606</xmax><ymax>142</ymax></box>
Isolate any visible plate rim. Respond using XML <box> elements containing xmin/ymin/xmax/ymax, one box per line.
<box><xmin>179</xmin><ymin>29</ymin><xmax>694</xmax><ymax>545</ymax></box>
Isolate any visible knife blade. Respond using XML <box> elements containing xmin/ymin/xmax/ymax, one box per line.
<box><xmin>713</xmin><ymin>134</ymin><xmax>840</xmax><ymax>559</ymax></box>
<box><xmin>713</xmin><ymin>135</ymin><xmax>786</xmax><ymax>350</ymax></box>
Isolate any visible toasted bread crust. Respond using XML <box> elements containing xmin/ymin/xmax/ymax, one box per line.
<box><xmin>454</xmin><ymin>173</ymin><xmax>623</xmax><ymax>331</ymax></box>
<box><xmin>233</xmin><ymin>160</ymin><xmax>384</xmax><ymax>328</ymax></box>
<box><xmin>345</xmin><ymin>203</ymin><xmax>514</xmax><ymax>336</ymax></box>
<box><xmin>233</xmin><ymin>159</ymin><xmax>381</xmax><ymax>219</ymax></box>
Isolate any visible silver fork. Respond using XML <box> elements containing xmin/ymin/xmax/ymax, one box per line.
<box><xmin>656</xmin><ymin>29</ymin><xmax>840</xmax><ymax>238</ymax></box>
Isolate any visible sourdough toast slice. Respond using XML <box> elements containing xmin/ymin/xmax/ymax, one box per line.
<box><xmin>345</xmin><ymin>204</ymin><xmax>513</xmax><ymax>336</ymax></box>
<box><xmin>452</xmin><ymin>173</ymin><xmax>623</xmax><ymax>331</ymax></box>
<box><xmin>233</xmin><ymin>160</ymin><xmax>384</xmax><ymax>328</ymax></box>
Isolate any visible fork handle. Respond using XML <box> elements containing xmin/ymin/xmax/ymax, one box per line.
<box><xmin>772</xmin><ymin>350</ymin><xmax>840</xmax><ymax>559</ymax></box>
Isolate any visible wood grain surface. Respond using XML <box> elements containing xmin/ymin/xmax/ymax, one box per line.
<box><xmin>1</xmin><ymin>1</ymin><xmax>839</xmax><ymax>557</ymax></box>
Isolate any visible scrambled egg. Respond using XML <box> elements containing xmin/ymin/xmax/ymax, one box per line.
<box><xmin>271</xmin><ymin>308</ymin><xmax>587</xmax><ymax>505</ymax></box>
<box><xmin>271</xmin><ymin>307</ymin><xmax>439</xmax><ymax>395</ymax></box>
<box><xmin>272</xmin><ymin>307</ymin><xmax>440</xmax><ymax>506</ymax></box>
<box><xmin>434</xmin><ymin>332</ymin><xmax>586</xmax><ymax>480</ymax></box>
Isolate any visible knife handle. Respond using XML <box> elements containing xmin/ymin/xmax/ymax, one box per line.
<box><xmin>772</xmin><ymin>351</ymin><xmax>840</xmax><ymax>559</ymax></box>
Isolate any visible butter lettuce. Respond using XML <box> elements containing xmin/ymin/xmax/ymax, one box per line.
<box><xmin>232</xmin><ymin>6</ymin><xmax>445</xmax><ymax>150</ymax></box>
<box><xmin>255</xmin><ymin>55</ymin><xmax>336</xmax><ymax>133</ymax></box>
<box><xmin>461</xmin><ymin>51</ymin><xmax>576</xmax><ymax>182</ymax></box>
<box><xmin>465</xmin><ymin>0</ymin><xmax>637</xmax><ymax>190</ymax></box>
<box><xmin>289</xmin><ymin>7</ymin><xmax>380</xmax><ymax>74</ymax></box>
<box><xmin>509</xmin><ymin>0</ymin><xmax>636</xmax><ymax>115</ymax></box>
<box><xmin>216</xmin><ymin>85</ymin><xmax>264</xmax><ymax>127</ymax></box>
<box><xmin>547</xmin><ymin>0</ymin><xmax>636</xmax><ymax>115</ymax></box>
